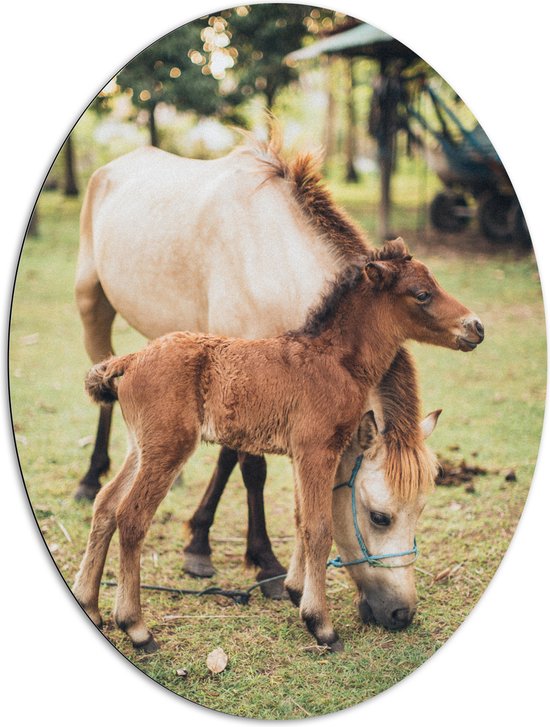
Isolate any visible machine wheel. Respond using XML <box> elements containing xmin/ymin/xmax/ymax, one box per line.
<box><xmin>478</xmin><ymin>192</ymin><xmax>514</xmax><ymax>242</ymax></box>
<box><xmin>430</xmin><ymin>192</ymin><xmax>470</xmax><ymax>233</ymax></box>
<box><xmin>511</xmin><ymin>200</ymin><xmax>532</xmax><ymax>248</ymax></box>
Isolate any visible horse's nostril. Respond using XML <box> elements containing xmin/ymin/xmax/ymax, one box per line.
<box><xmin>474</xmin><ymin>319</ymin><xmax>484</xmax><ymax>338</ymax></box>
<box><xmin>390</xmin><ymin>607</ymin><xmax>413</xmax><ymax>629</ymax></box>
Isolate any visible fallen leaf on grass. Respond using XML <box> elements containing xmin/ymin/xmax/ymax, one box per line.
<box><xmin>206</xmin><ymin>647</ymin><xmax>228</xmax><ymax>674</ymax></box>
<box><xmin>175</xmin><ymin>668</ymin><xmax>188</xmax><ymax>678</ymax></box>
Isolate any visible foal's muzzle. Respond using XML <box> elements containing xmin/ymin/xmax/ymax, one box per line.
<box><xmin>458</xmin><ymin>315</ymin><xmax>484</xmax><ymax>351</ymax></box>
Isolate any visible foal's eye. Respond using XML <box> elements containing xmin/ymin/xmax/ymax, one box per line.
<box><xmin>415</xmin><ymin>291</ymin><xmax>431</xmax><ymax>303</ymax></box>
<box><xmin>370</xmin><ymin>511</ymin><xmax>392</xmax><ymax>527</ymax></box>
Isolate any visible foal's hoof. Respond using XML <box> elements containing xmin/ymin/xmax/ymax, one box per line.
<box><xmin>183</xmin><ymin>552</ymin><xmax>216</xmax><ymax>578</ymax></box>
<box><xmin>74</xmin><ymin>480</ymin><xmax>101</xmax><ymax>502</ymax></box>
<box><xmin>134</xmin><ymin>635</ymin><xmax>160</xmax><ymax>654</ymax></box>
<box><xmin>75</xmin><ymin>597</ymin><xmax>103</xmax><ymax>629</ymax></box>
<box><xmin>85</xmin><ymin>610</ymin><xmax>103</xmax><ymax>630</ymax></box>
<box><xmin>259</xmin><ymin>576</ymin><xmax>288</xmax><ymax>600</ymax></box>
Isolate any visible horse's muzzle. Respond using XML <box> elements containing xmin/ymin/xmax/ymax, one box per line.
<box><xmin>358</xmin><ymin>597</ymin><xmax>416</xmax><ymax>631</ymax></box>
<box><xmin>458</xmin><ymin>316</ymin><xmax>484</xmax><ymax>351</ymax></box>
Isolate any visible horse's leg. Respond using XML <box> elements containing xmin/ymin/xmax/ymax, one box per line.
<box><xmin>238</xmin><ymin>453</ymin><xmax>287</xmax><ymax>599</ymax></box>
<box><xmin>76</xmin><ymin>404</ymin><xmax>113</xmax><ymax>501</ymax></box>
<box><xmin>114</xmin><ymin>439</ymin><xmax>196</xmax><ymax>653</ymax></box>
<box><xmin>73</xmin><ymin>449</ymin><xmax>138</xmax><ymax>626</ymax></box>
<box><xmin>293</xmin><ymin>451</ymin><xmax>342</xmax><ymax>652</ymax></box>
<box><xmin>284</xmin><ymin>484</ymin><xmax>306</xmax><ymax>608</ymax></box>
<box><xmin>183</xmin><ymin>446</ymin><xmax>239</xmax><ymax>577</ymax></box>
<box><xmin>75</xmin><ymin>273</ymin><xmax>116</xmax><ymax>501</ymax></box>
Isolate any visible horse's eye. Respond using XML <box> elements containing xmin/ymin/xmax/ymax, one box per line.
<box><xmin>415</xmin><ymin>291</ymin><xmax>431</xmax><ymax>303</ymax></box>
<box><xmin>370</xmin><ymin>511</ymin><xmax>391</xmax><ymax>527</ymax></box>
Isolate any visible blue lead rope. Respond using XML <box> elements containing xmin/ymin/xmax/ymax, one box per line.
<box><xmin>103</xmin><ymin>455</ymin><xmax>418</xmax><ymax>607</ymax></box>
<box><xmin>328</xmin><ymin>454</ymin><xmax>418</xmax><ymax>569</ymax></box>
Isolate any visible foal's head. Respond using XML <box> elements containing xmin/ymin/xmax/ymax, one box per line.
<box><xmin>365</xmin><ymin>238</ymin><xmax>484</xmax><ymax>352</ymax></box>
<box><xmin>332</xmin><ymin>408</ymin><xmax>440</xmax><ymax>630</ymax></box>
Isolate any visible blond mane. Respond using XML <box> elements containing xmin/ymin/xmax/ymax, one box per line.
<box><xmin>378</xmin><ymin>348</ymin><xmax>438</xmax><ymax>501</ymax></box>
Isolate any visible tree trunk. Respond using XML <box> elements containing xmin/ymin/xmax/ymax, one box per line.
<box><xmin>63</xmin><ymin>134</ymin><xmax>79</xmax><ymax>197</ymax></box>
<box><xmin>149</xmin><ymin>103</ymin><xmax>159</xmax><ymax>147</ymax></box>
<box><xmin>345</xmin><ymin>59</ymin><xmax>359</xmax><ymax>183</ymax></box>
<box><xmin>323</xmin><ymin>56</ymin><xmax>337</xmax><ymax>167</ymax></box>
<box><xmin>265</xmin><ymin>86</ymin><xmax>276</xmax><ymax>114</ymax></box>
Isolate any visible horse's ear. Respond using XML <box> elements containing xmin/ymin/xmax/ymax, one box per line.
<box><xmin>389</xmin><ymin>236</ymin><xmax>410</xmax><ymax>257</ymax></box>
<box><xmin>365</xmin><ymin>261</ymin><xmax>396</xmax><ymax>289</ymax></box>
<box><xmin>358</xmin><ymin>410</ymin><xmax>382</xmax><ymax>448</ymax></box>
<box><xmin>420</xmin><ymin>409</ymin><xmax>442</xmax><ymax>439</ymax></box>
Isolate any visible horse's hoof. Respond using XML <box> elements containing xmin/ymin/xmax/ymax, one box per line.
<box><xmin>135</xmin><ymin>635</ymin><xmax>159</xmax><ymax>654</ymax></box>
<box><xmin>183</xmin><ymin>552</ymin><xmax>216</xmax><ymax>578</ymax></box>
<box><xmin>328</xmin><ymin>638</ymin><xmax>344</xmax><ymax>653</ymax></box>
<box><xmin>285</xmin><ymin>585</ymin><xmax>303</xmax><ymax>608</ymax></box>
<box><xmin>259</xmin><ymin>576</ymin><xmax>288</xmax><ymax>600</ymax></box>
<box><xmin>74</xmin><ymin>480</ymin><xmax>101</xmax><ymax>502</ymax></box>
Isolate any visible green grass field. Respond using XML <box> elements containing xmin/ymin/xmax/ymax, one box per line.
<box><xmin>9</xmin><ymin>187</ymin><xmax>545</xmax><ymax>719</ymax></box>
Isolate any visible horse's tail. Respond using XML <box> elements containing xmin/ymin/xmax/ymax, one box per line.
<box><xmin>85</xmin><ymin>354</ymin><xmax>134</xmax><ymax>404</ymax></box>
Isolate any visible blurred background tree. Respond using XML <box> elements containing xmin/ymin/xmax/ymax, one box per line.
<box><xmin>219</xmin><ymin>4</ymin><xmax>343</xmax><ymax>110</ymax></box>
<box><xmin>50</xmin><ymin>5</ymin><xmax>353</xmax><ymax>191</ymax></box>
<box><xmin>115</xmin><ymin>21</ymin><xmax>224</xmax><ymax>147</ymax></box>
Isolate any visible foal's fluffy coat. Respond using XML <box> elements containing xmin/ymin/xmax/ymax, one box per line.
<box><xmin>74</xmin><ymin>240</ymin><xmax>483</xmax><ymax>653</ymax></box>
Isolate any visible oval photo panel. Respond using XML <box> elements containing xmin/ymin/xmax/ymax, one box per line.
<box><xmin>9</xmin><ymin>4</ymin><xmax>544</xmax><ymax>719</ymax></box>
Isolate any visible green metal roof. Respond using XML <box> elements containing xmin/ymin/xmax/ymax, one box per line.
<box><xmin>285</xmin><ymin>23</ymin><xmax>412</xmax><ymax>63</ymax></box>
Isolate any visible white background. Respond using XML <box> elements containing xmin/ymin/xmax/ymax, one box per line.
<box><xmin>2</xmin><ymin>1</ymin><xmax>548</xmax><ymax>724</ymax></box>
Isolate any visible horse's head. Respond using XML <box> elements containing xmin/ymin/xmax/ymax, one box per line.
<box><xmin>365</xmin><ymin>238</ymin><xmax>484</xmax><ymax>352</ymax></box>
<box><xmin>332</xmin><ymin>408</ymin><xmax>440</xmax><ymax>630</ymax></box>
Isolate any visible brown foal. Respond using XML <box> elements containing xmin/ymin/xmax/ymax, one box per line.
<box><xmin>73</xmin><ymin>239</ymin><xmax>483</xmax><ymax>652</ymax></box>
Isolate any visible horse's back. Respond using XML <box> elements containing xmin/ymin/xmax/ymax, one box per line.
<box><xmin>77</xmin><ymin>144</ymin><xmax>338</xmax><ymax>342</ymax></box>
<box><xmin>78</xmin><ymin>148</ymin><xmax>252</xmax><ymax>338</ymax></box>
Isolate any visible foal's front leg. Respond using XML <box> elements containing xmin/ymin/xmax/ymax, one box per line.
<box><xmin>285</xmin><ymin>485</ymin><xmax>306</xmax><ymax>607</ymax></box>
<box><xmin>293</xmin><ymin>451</ymin><xmax>342</xmax><ymax>652</ymax></box>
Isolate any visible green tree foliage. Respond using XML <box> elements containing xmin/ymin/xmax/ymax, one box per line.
<box><xmin>115</xmin><ymin>20</ymin><xmax>225</xmax><ymax>145</ymax></box>
<box><xmin>222</xmin><ymin>4</ymin><xmax>345</xmax><ymax>110</ymax></box>
<box><xmin>95</xmin><ymin>6</ymin><xmax>354</xmax><ymax>146</ymax></box>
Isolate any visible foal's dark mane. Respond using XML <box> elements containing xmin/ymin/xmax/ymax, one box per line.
<box><xmin>288</xmin><ymin>239</ymin><xmax>411</xmax><ymax>339</ymax></box>
<box><xmin>290</xmin><ymin>264</ymin><xmax>364</xmax><ymax>338</ymax></box>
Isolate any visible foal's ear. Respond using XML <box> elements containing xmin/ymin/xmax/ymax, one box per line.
<box><xmin>387</xmin><ymin>236</ymin><xmax>412</xmax><ymax>260</ymax></box>
<box><xmin>365</xmin><ymin>260</ymin><xmax>397</xmax><ymax>289</ymax></box>
<box><xmin>358</xmin><ymin>410</ymin><xmax>382</xmax><ymax>448</ymax></box>
<box><xmin>420</xmin><ymin>409</ymin><xmax>442</xmax><ymax>439</ymax></box>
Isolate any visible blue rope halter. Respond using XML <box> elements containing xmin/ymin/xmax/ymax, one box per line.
<box><xmin>328</xmin><ymin>454</ymin><xmax>418</xmax><ymax>569</ymax></box>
